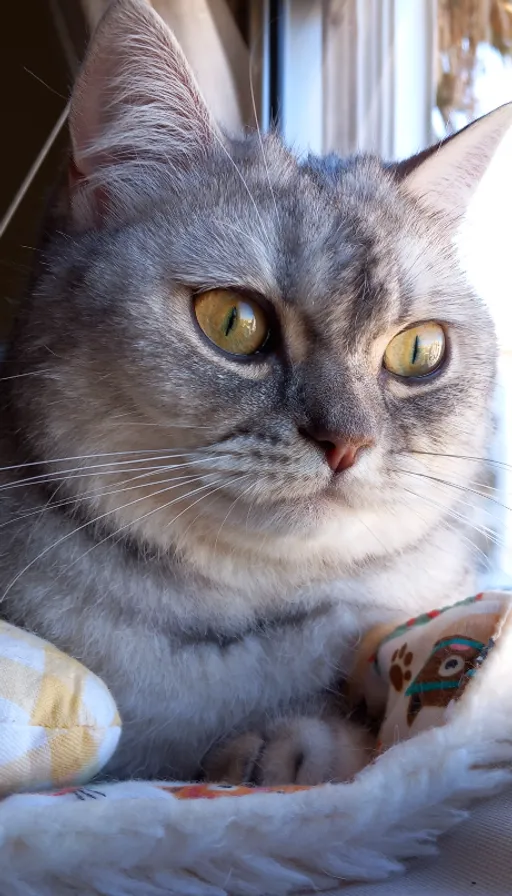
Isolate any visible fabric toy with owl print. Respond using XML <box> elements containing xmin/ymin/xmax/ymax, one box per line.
<box><xmin>350</xmin><ymin>590</ymin><xmax>512</xmax><ymax>752</ymax></box>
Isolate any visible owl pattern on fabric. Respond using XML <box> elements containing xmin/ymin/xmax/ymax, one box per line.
<box><xmin>403</xmin><ymin>636</ymin><xmax>483</xmax><ymax>726</ymax></box>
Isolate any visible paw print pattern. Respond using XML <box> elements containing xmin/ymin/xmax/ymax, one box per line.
<box><xmin>389</xmin><ymin>643</ymin><xmax>413</xmax><ymax>692</ymax></box>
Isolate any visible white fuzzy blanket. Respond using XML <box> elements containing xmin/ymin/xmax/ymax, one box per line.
<box><xmin>1</xmin><ymin>610</ymin><xmax>512</xmax><ymax>896</ymax></box>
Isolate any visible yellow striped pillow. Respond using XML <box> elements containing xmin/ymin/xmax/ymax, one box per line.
<box><xmin>0</xmin><ymin>621</ymin><xmax>121</xmax><ymax>795</ymax></box>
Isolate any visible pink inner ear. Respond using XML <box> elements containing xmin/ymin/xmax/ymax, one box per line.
<box><xmin>448</xmin><ymin>644</ymin><xmax>471</xmax><ymax>652</ymax></box>
<box><xmin>68</xmin><ymin>160</ymin><xmax>83</xmax><ymax>188</ymax></box>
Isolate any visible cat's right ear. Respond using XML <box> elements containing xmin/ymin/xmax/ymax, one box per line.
<box><xmin>68</xmin><ymin>0</ymin><xmax>218</xmax><ymax>229</ymax></box>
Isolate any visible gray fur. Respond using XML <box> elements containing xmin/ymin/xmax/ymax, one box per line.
<box><xmin>0</xmin><ymin>0</ymin><xmax>501</xmax><ymax>782</ymax></box>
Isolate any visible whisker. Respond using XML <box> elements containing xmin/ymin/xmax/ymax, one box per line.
<box><xmin>0</xmin><ymin>465</ymin><xmax>180</xmax><ymax>495</ymax></box>
<box><xmin>0</xmin><ymin>451</ymin><xmax>234</xmax><ymax>493</ymax></box>
<box><xmin>397</xmin><ymin>453</ymin><xmax>508</xmax><ymax>497</ymax></box>
<box><xmin>401</xmin><ymin>484</ymin><xmax>500</xmax><ymax>541</ymax></box>
<box><xmin>399</xmin><ymin>477</ymin><xmax>507</xmax><ymax>553</ymax></box>
<box><xmin>57</xmin><ymin>480</ymin><xmax>227</xmax><ymax>576</ymax></box>
<box><xmin>65</xmin><ymin>474</ymin><xmax>250</xmax><ymax>577</ymax></box>
<box><xmin>164</xmin><ymin>476</ymin><xmax>249</xmax><ymax>532</ymax></box>
<box><xmin>355</xmin><ymin>514</ymin><xmax>389</xmax><ymax>555</ymax></box>
<box><xmin>401</xmin><ymin>487</ymin><xmax>503</xmax><ymax>565</ymax></box>
<box><xmin>108</xmin><ymin>412</ymin><xmax>215</xmax><ymax>429</ymax></box>
<box><xmin>0</xmin><ymin>472</ymin><xmax>204</xmax><ymax>532</ymax></box>
<box><xmin>403</xmin><ymin>449</ymin><xmax>512</xmax><ymax>474</ymax></box>
<box><xmin>210</xmin><ymin>128</ymin><xmax>272</xmax><ymax>250</ymax></box>
<box><xmin>0</xmin><ymin>369</ymin><xmax>56</xmax><ymax>383</ymax></box>
<box><xmin>23</xmin><ymin>67</ymin><xmax>67</xmax><ymax>101</ymax></box>
<box><xmin>110</xmin><ymin>421</ymin><xmax>216</xmax><ymax>429</ymax></box>
<box><xmin>212</xmin><ymin>479</ymin><xmax>254</xmax><ymax>551</ymax></box>
<box><xmin>0</xmin><ymin>474</ymin><xmax>233</xmax><ymax>602</ymax></box>
<box><xmin>0</xmin><ymin>448</ymin><xmax>192</xmax><ymax>475</ymax></box>
<box><xmin>248</xmin><ymin>33</ymin><xmax>280</xmax><ymax>228</ymax></box>
<box><xmin>397</xmin><ymin>467</ymin><xmax>512</xmax><ymax>514</ymax></box>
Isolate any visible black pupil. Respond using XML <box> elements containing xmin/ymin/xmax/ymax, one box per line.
<box><xmin>411</xmin><ymin>334</ymin><xmax>420</xmax><ymax>364</ymax></box>
<box><xmin>223</xmin><ymin>306</ymin><xmax>238</xmax><ymax>337</ymax></box>
<box><xmin>445</xmin><ymin>658</ymin><xmax>459</xmax><ymax>670</ymax></box>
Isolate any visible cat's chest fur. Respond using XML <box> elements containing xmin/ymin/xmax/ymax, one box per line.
<box><xmin>0</xmin><ymin>467</ymin><xmax>475</xmax><ymax>779</ymax></box>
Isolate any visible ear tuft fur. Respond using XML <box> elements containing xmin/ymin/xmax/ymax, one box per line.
<box><xmin>399</xmin><ymin>103</ymin><xmax>512</xmax><ymax>311</ymax></box>
<box><xmin>400</xmin><ymin>103</ymin><xmax>512</xmax><ymax>224</ymax></box>
<box><xmin>69</xmin><ymin>0</ymin><xmax>218</xmax><ymax>227</ymax></box>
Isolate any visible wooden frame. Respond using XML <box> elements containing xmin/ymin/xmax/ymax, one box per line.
<box><xmin>323</xmin><ymin>0</ymin><xmax>436</xmax><ymax>159</ymax></box>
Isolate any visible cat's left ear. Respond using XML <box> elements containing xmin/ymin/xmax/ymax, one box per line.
<box><xmin>393</xmin><ymin>104</ymin><xmax>512</xmax><ymax>303</ymax></box>
<box><xmin>68</xmin><ymin>0</ymin><xmax>219</xmax><ymax>228</ymax></box>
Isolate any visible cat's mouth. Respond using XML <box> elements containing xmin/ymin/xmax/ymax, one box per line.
<box><xmin>213</xmin><ymin>463</ymin><xmax>382</xmax><ymax>523</ymax></box>
<box><xmin>203</xmin><ymin>442</ymin><xmax>382</xmax><ymax>513</ymax></box>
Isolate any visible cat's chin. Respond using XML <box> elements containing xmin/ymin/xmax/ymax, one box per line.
<box><xmin>177</xmin><ymin>478</ymin><xmax>393</xmax><ymax>544</ymax></box>
<box><xmin>163</xmin><ymin>486</ymin><xmax>437</xmax><ymax>588</ymax></box>
<box><xmin>222</xmin><ymin>494</ymin><xmax>381</xmax><ymax>538</ymax></box>
<box><xmin>259</xmin><ymin>476</ymin><xmax>388</xmax><ymax>522</ymax></box>
<box><xmin>97</xmin><ymin>465</ymin><xmax>441</xmax><ymax>582</ymax></box>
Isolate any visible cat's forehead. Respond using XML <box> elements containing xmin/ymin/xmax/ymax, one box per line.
<box><xmin>152</xmin><ymin>148</ymin><xmax>414</xmax><ymax>331</ymax></box>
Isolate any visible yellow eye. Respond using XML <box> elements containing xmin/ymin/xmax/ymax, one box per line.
<box><xmin>194</xmin><ymin>289</ymin><xmax>270</xmax><ymax>357</ymax></box>
<box><xmin>383</xmin><ymin>322</ymin><xmax>445</xmax><ymax>378</ymax></box>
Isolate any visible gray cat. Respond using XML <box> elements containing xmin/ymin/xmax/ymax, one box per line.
<box><xmin>0</xmin><ymin>0</ymin><xmax>508</xmax><ymax>784</ymax></box>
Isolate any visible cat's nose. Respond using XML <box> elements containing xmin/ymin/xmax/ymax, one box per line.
<box><xmin>301</xmin><ymin>428</ymin><xmax>372</xmax><ymax>474</ymax></box>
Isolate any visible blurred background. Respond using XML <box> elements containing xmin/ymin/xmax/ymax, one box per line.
<box><xmin>1</xmin><ymin>0</ymin><xmax>512</xmax><ymax>582</ymax></box>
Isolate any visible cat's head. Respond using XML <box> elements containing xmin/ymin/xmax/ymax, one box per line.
<box><xmin>10</xmin><ymin>0</ymin><xmax>511</xmax><ymax>585</ymax></box>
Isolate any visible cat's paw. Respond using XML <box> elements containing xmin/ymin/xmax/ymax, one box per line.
<box><xmin>203</xmin><ymin>717</ymin><xmax>374</xmax><ymax>786</ymax></box>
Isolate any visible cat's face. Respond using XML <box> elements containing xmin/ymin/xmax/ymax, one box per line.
<box><xmin>12</xmin><ymin>0</ymin><xmax>508</xmax><ymax>579</ymax></box>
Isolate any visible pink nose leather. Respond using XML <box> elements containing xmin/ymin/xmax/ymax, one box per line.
<box><xmin>324</xmin><ymin>442</ymin><xmax>363</xmax><ymax>473</ymax></box>
<box><xmin>301</xmin><ymin>427</ymin><xmax>373</xmax><ymax>474</ymax></box>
